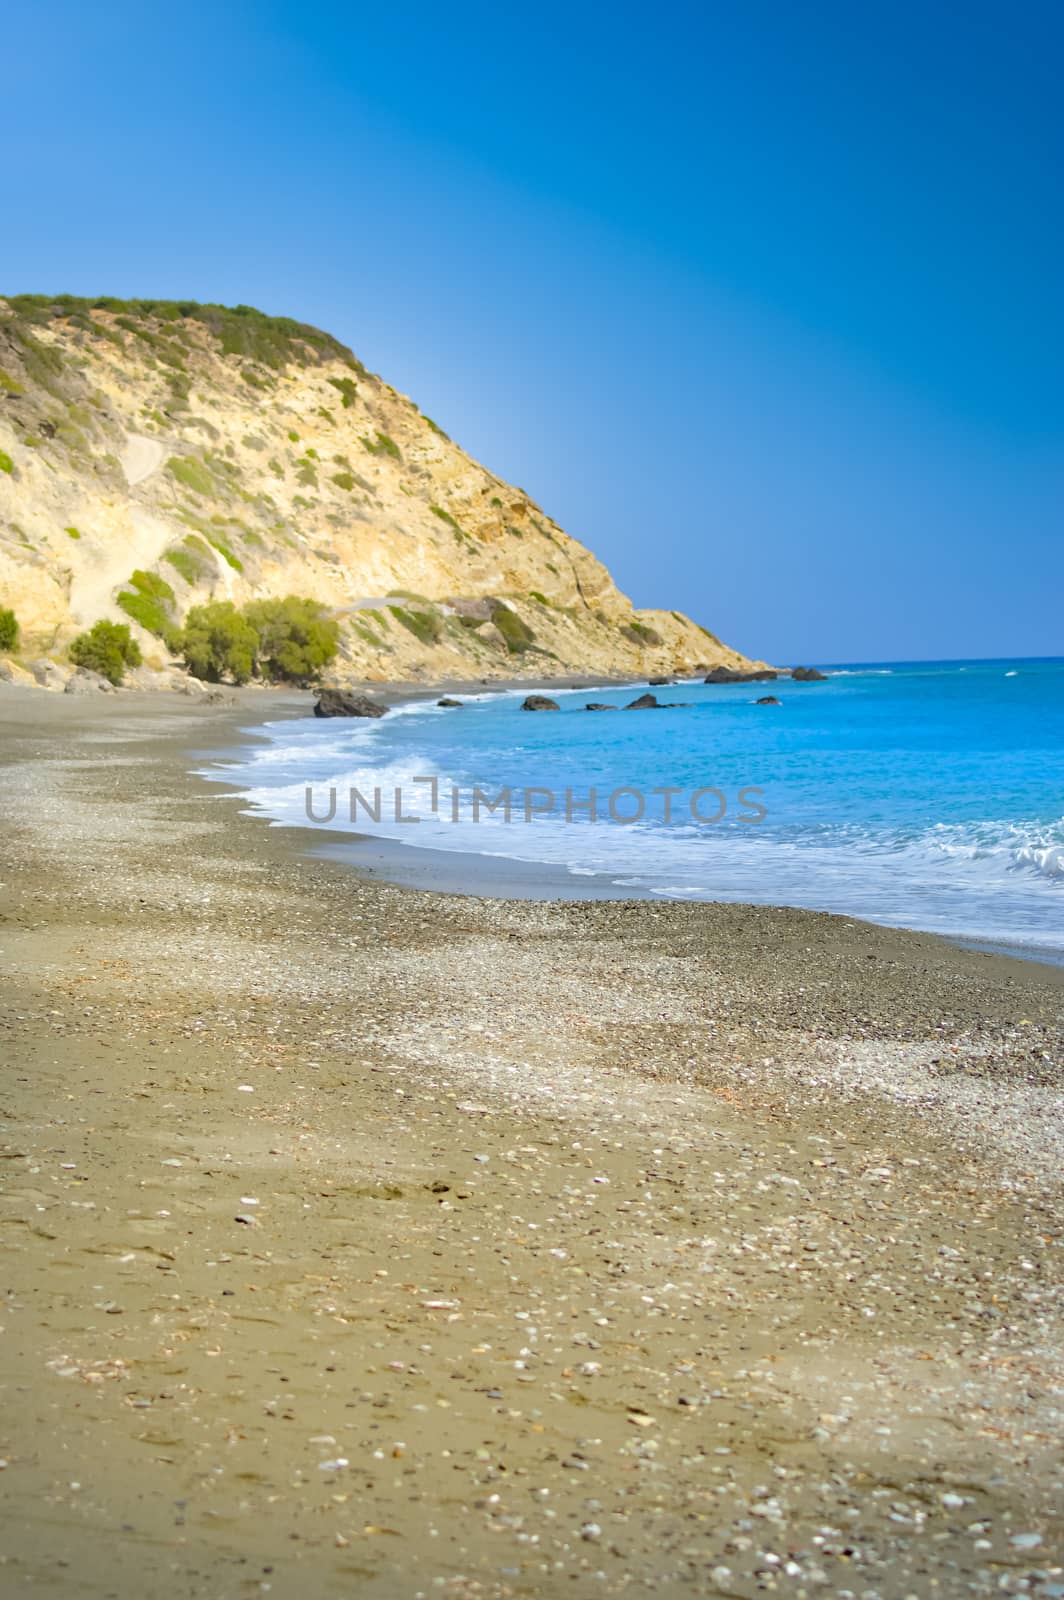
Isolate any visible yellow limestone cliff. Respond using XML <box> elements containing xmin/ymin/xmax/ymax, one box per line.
<box><xmin>0</xmin><ymin>296</ymin><xmax>763</xmax><ymax>683</ymax></box>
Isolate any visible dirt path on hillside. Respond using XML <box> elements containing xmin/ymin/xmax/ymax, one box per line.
<box><xmin>121</xmin><ymin>432</ymin><xmax>166</xmax><ymax>488</ymax></box>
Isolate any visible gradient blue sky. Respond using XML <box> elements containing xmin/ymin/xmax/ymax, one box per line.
<box><xmin>3</xmin><ymin>0</ymin><xmax>1061</xmax><ymax>661</ymax></box>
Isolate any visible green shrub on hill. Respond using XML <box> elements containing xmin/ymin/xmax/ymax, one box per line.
<box><xmin>116</xmin><ymin>570</ymin><xmax>177</xmax><ymax>638</ymax></box>
<box><xmin>7</xmin><ymin>296</ymin><xmax>368</xmax><ymax>376</ymax></box>
<box><xmin>388</xmin><ymin>605</ymin><xmax>443</xmax><ymax>645</ymax></box>
<box><xmin>0</xmin><ymin>450</ymin><xmax>13</xmax><ymax>474</ymax></box>
<box><xmin>361</xmin><ymin>431</ymin><xmax>401</xmax><ymax>460</ymax></box>
<box><xmin>327</xmin><ymin>376</ymin><xmax>358</xmax><ymax>408</ymax></box>
<box><xmin>0</xmin><ymin>607</ymin><xmax>19</xmax><ymax>651</ymax></box>
<box><xmin>171</xmin><ymin>596</ymin><xmax>339</xmax><ymax>685</ymax></box>
<box><xmin>205</xmin><ymin>534</ymin><xmax>243</xmax><ymax>572</ymax></box>
<box><xmin>620</xmin><ymin>619</ymin><xmax>663</xmax><ymax>647</ymax></box>
<box><xmin>243</xmin><ymin>596</ymin><xmax>339</xmax><ymax>684</ymax></box>
<box><xmin>492</xmin><ymin>603</ymin><xmax>536</xmax><ymax>654</ymax></box>
<box><xmin>429</xmin><ymin>503</ymin><xmax>461</xmax><ymax>531</ymax></box>
<box><xmin>175</xmin><ymin>601</ymin><xmax>259</xmax><ymax>684</ymax></box>
<box><xmin>167</xmin><ymin>455</ymin><xmax>214</xmax><ymax>496</ymax></box>
<box><xmin>69</xmin><ymin>620</ymin><xmax>142</xmax><ymax>685</ymax></box>
<box><xmin>164</xmin><ymin>535</ymin><xmax>215</xmax><ymax>586</ymax></box>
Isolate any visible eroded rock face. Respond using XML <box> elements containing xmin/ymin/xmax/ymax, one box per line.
<box><xmin>791</xmin><ymin>666</ymin><xmax>828</xmax><ymax>681</ymax></box>
<box><xmin>520</xmin><ymin>695</ymin><xmax>560</xmax><ymax>712</ymax></box>
<box><xmin>0</xmin><ymin>296</ymin><xmax>769</xmax><ymax>684</ymax></box>
<box><xmin>314</xmin><ymin>688</ymin><xmax>389</xmax><ymax>718</ymax></box>
<box><xmin>31</xmin><ymin>659</ymin><xmax>72</xmax><ymax>690</ymax></box>
<box><xmin>0</xmin><ymin>659</ymin><xmax>35</xmax><ymax>687</ymax></box>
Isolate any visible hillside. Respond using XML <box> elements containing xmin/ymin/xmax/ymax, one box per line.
<box><xmin>0</xmin><ymin>295</ymin><xmax>762</xmax><ymax>685</ymax></box>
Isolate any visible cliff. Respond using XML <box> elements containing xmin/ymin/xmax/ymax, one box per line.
<box><xmin>0</xmin><ymin>296</ymin><xmax>762</xmax><ymax>684</ymax></box>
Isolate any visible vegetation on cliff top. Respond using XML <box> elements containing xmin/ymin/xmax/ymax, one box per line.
<box><xmin>2</xmin><ymin>294</ymin><xmax>367</xmax><ymax>375</ymax></box>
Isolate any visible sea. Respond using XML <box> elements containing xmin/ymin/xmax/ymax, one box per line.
<box><xmin>206</xmin><ymin>658</ymin><xmax>1064</xmax><ymax>960</ymax></box>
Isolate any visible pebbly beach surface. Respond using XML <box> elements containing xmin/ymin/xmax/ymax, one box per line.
<box><xmin>0</xmin><ymin>685</ymin><xmax>1062</xmax><ymax>1599</ymax></box>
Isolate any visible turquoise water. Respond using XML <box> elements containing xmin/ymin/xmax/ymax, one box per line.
<box><xmin>210</xmin><ymin>659</ymin><xmax>1064</xmax><ymax>952</ymax></box>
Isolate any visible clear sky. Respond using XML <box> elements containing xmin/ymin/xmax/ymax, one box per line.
<box><xmin>3</xmin><ymin>0</ymin><xmax>1061</xmax><ymax>662</ymax></box>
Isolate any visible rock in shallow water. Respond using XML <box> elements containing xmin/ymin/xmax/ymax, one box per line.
<box><xmin>314</xmin><ymin>688</ymin><xmax>389</xmax><ymax>718</ymax></box>
<box><xmin>625</xmin><ymin>692</ymin><xmax>689</xmax><ymax>709</ymax></box>
<box><xmin>704</xmin><ymin>667</ymin><xmax>778</xmax><ymax>684</ymax></box>
<box><xmin>520</xmin><ymin>694</ymin><xmax>560</xmax><ymax>711</ymax></box>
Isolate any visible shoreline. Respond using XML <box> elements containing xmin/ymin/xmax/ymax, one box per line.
<box><xmin>186</xmin><ymin>680</ymin><xmax>1064</xmax><ymax>970</ymax></box>
<box><xmin>1</xmin><ymin>686</ymin><xmax>1063</xmax><ymax>1594</ymax></box>
<box><xmin>5</xmin><ymin>677</ymin><xmax>1059</xmax><ymax>968</ymax></box>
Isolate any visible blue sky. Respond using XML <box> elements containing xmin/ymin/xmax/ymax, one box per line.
<box><xmin>3</xmin><ymin>0</ymin><xmax>1061</xmax><ymax>661</ymax></box>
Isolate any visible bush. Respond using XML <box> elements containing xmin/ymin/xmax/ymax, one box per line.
<box><xmin>620</xmin><ymin>619</ymin><xmax>663</xmax><ymax>648</ymax></box>
<box><xmin>429</xmin><ymin>503</ymin><xmax>461</xmax><ymax>531</ymax></box>
<box><xmin>116</xmin><ymin>569</ymin><xmax>177</xmax><ymax>637</ymax></box>
<box><xmin>205</xmin><ymin>534</ymin><xmax>243</xmax><ymax>572</ymax></box>
<box><xmin>0</xmin><ymin>450</ymin><xmax>13</xmax><ymax>474</ymax></box>
<box><xmin>0</xmin><ymin>607</ymin><xmax>19</xmax><ymax>651</ymax></box>
<box><xmin>175</xmin><ymin>601</ymin><xmax>259</xmax><ymax>684</ymax></box>
<box><xmin>164</xmin><ymin>537</ymin><xmax>213</xmax><ymax>585</ymax></box>
<box><xmin>332</xmin><ymin>471</ymin><xmax>355</xmax><ymax>492</ymax></box>
<box><xmin>388</xmin><ymin>605</ymin><xmax>443</xmax><ymax>646</ymax></box>
<box><xmin>492</xmin><ymin>603</ymin><xmax>535</xmax><ymax>654</ymax></box>
<box><xmin>361</xmin><ymin>431</ymin><xmax>400</xmax><ymax>460</ymax></box>
<box><xmin>167</xmin><ymin>455</ymin><xmax>214</xmax><ymax>496</ymax></box>
<box><xmin>69</xmin><ymin>620</ymin><xmax>142</xmax><ymax>685</ymax></box>
<box><xmin>9</xmin><ymin>296</ymin><xmax>367</xmax><ymax>376</ymax></box>
<box><xmin>327</xmin><ymin>376</ymin><xmax>358</xmax><ymax>408</ymax></box>
<box><xmin>243</xmin><ymin>596</ymin><xmax>339</xmax><ymax>683</ymax></box>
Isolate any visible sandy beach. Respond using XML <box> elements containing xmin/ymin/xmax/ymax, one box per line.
<box><xmin>1</xmin><ymin>686</ymin><xmax>1062</xmax><ymax>1599</ymax></box>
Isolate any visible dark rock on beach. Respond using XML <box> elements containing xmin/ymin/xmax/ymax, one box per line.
<box><xmin>791</xmin><ymin>666</ymin><xmax>828</xmax><ymax>681</ymax></box>
<box><xmin>314</xmin><ymin>688</ymin><xmax>389</xmax><ymax>718</ymax></box>
<box><xmin>437</xmin><ymin>697</ymin><xmax>464</xmax><ymax>708</ymax></box>
<box><xmin>65</xmin><ymin>668</ymin><xmax>113</xmax><ymax>695</ymax></box>
<box><xmin>520</xmin><ymin>694</ymin><xmax>560</xmax><ymax>711</ymax></box>
<box><xmin>648</xmin><ymin>677</ymin><xmax>673</xmax><ymax>686</ymax></box>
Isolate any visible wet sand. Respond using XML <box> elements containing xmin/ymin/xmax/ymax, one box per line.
<box><xmin>1</xmin><ymin>688</ymin><xmax>1062</xmax><ymax>1598</ymax></box>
